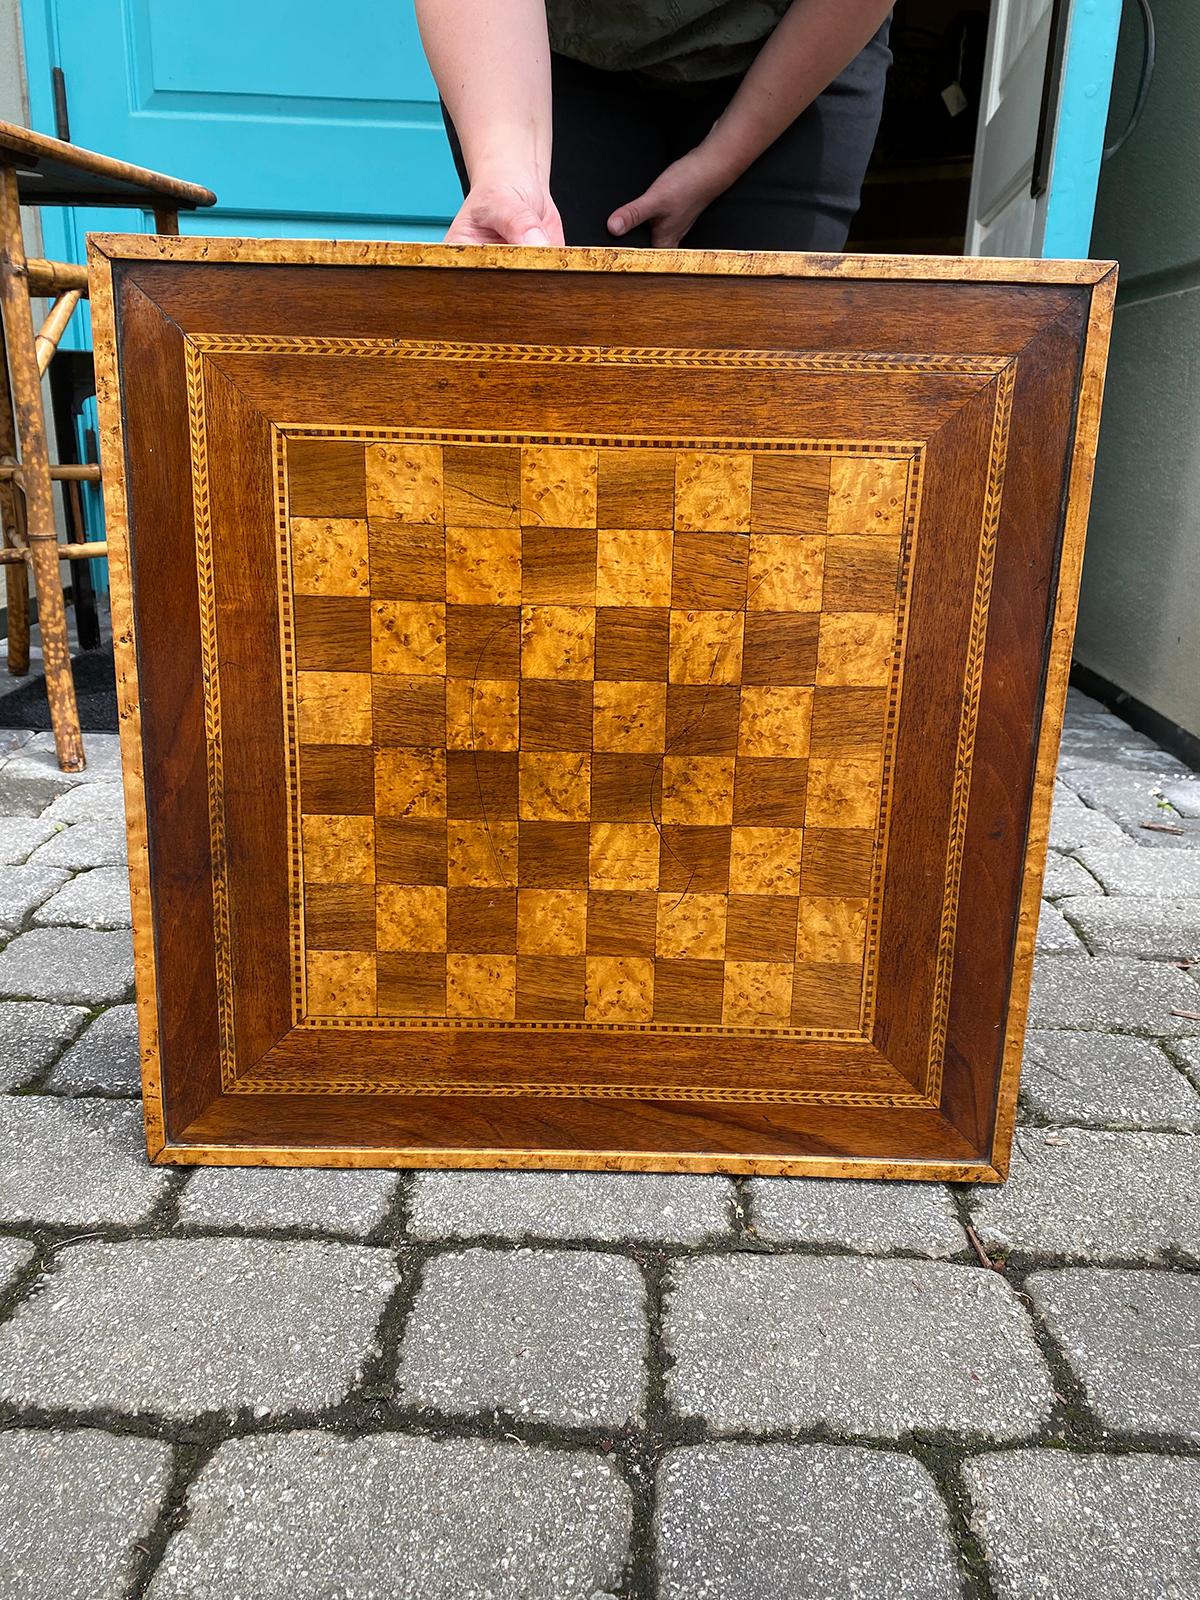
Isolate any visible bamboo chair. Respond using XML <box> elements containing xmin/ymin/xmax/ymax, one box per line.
<box><xmin>0</xmin><ymin>120</ymin><xmax>215</xmax><ymax>770</ymax></box>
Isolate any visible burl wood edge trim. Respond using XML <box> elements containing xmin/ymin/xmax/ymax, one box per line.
<box><xmin>87</xmin><ymin>237</ymin><xmax>1115</xmax><ymax>1179</ymax></box>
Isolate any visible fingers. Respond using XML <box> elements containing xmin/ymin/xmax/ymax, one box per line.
<box><xmin>607</xmin><ymin>190</ymin><xmax>651</xmax><ymax>238</ymax></box>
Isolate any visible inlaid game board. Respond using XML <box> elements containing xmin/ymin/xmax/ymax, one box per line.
<box><xmin>89</xmin><ymin>238</ymin><xmax>1114</xmax><ymax>1179</ymax></box>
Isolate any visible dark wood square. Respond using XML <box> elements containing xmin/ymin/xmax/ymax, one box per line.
<box><xmin>373</xmin><ymin>675</ymin><xmax>446</xmax><ymax>746</ymax></box>
<box><xmin>750</xmin><ymin>454</ymin><xmax>830</xmax><ymax>533</ymax></box>
<box><xmin>741</xmin><ymin>613</ymin><xmax>820</xmax><ymax>685</ymax></box>
<box><xmin>303</xmin><ymin>884</ymin><xmax>377</xmax><ymax>951</ymax></box>
<box><xmin>287</xmin><ymin>438</ymin><xmax>366</xmax><ymax>517</ymax></box>
<box><xmin>586</xmin><ymin>891</ymin><xmax>658</xmax><ymax>957</ymax></box>
<box><xmin>670</xmin><ymin>533</ymin><xmax>750</xmax><ymax>611</ymax></box>
<box><xmin>443</xmin><ymin>444</ymin><xmax>520</xmax><ymax>526</ymax></box>
<box><xmin>800</xmin><ymin>829</ymin><xmax>875</xmax><ymax>897</ymax></box>
<box><xmin>522</xmin><ymin>529</ymin><xmax>597</xmax><ymax>604</ymax></box>
<box><xmin>597</xmin><ymin>446</ymin><xmax>676</xmax><ymax>528</ymax></box>
<box><xmin>445</xmin><ymin>605</ymin><xmax>521</xmax><ymax>679</ymax></box>
<box><xmin>294</xmin><ymin>596</ymin><xmax>371</xmax><ymax>673</ymax></box>
<box><xmin>725</xmin><ymin>895</ymin><xmax>800</xmax><ymax>962</ymax></box>
<box><xmin>594</xmin><ymin>607</ymin><xmax>670</xmax><ymax>681</ymax></box>
<box><xmin>369</xmin><ymin>523</ymin><xmax>446</xmax><ymax>601</ymax></box>
<box><xmin>810</xmin><ymin>688</ymin><xmax>889</xmax><ymax>754</ymax></box>
<box><xmin>445</xmin><ymin>751</ymin><xmax>520</xmax><ymax>819</ymax></box>
<box><xmin>447</xmin><ymin>888</ymin><xmax>518</xmax><ymax>953</ymax></box>
<box><xmin>653</xmin><ymin>958</ymin><xmax>725</xmax><ymax>1025</ymax></box>
<box><xmin>822</xmin><ymin>537</ymin><xmax>902</xmax><ymax>612</ymax></box>
<box><xmin>519</xmin><ymin>822</ymin><xmax>590</xmax><ymax>887</ymax></box>
<box><xmin>732</xmin><ymin>758</ymin><xmax>808</xmax><ymax>826</ymax></box>
<box><xmin>665</xmin><ymin>685</ymin><xmax>741</xmax><ymax>755</ymax></box>
<box><xmin>377</xmin><ymin>952</ymin><xmax>446</xmax><ymax>1016</ymax></box>
<box><xmin>299</xmin><ymin>745</ymin><xmax>375</xmax><ymax>815</ymax></box>
<box><xmin>520</xmin><ymin>680</ymin><xmax>594</xmax><ymax>751</ymax></box>
<box><xmin>376</xmin><ymin>819</ymin><xmax>448</xmax><ymax>885</ymax></box>
<box><xmin>590</xmin><ymin>753</ymin><xmax>663</xmax><ymax>821</ymax></box>
<box><xmin>658</xmin><ymin>825</ymin><xmax>732</xmax><ymax>893</ymax></box>
<box><xmin>516</xmin><ymin>955</ymin><xmax>586</xmax><ymax>1020</ymax></box>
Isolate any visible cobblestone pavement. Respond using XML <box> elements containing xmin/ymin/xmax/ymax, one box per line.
<box><xmin>0</xmin><ymin>692</ymin><xmax>1197</xmax><ymax>1599</ymax></box>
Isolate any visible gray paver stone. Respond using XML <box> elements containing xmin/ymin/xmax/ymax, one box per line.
<box><xmin>1040</xmin><ymin>855</ymin><xmax>1102</xmax><ymax>900</ymax></box>
<box><xmin>0</xmin><ymin>1096</ymin><xmax>167</xmax><ymax>1224</ymax></box>
<box><xmin>1077</xmin><ymin>845</ymin><xmax>1200</xmax><ymax>897</ymax></box>
<box><xmin>1160</xmin><ymin>775</ymin><xmax>1200</xmax><ymax>818</ymax></box>
<box><xmin>408</xmin><ymin>1170</ymin><xmax>734</xmax><ymax>1243</ymax></box>
<box><xmin>664</xmin><ymin>1256</ymin><xmax>1053</xmax><ymax>1438</ymax></box>
<box><xmin>0</xmin><ymin>926</ymin><xmax>134</xmax><ymax>1004</ymax></box>
<box><xmin>1036</xmin><ymin>902</ymin><xmax>1083</xmax><ymax>954</ymax></box>
<box><xmin>1175</xmin><ymin>1039</ymin><xmax>1200</xmax><ymax>1090</ymax></box>
<box><xmin>1027</xmin><ymin>1268</ymin><xmax>1200</xmax><ymax>1440</ymax></box>
<box><xmin>42</xmin><ymin>1003</ymin><xmax>142</xmax><ymax>1095</ymax></box>
<box><xmin>963</xmin><ymin>1450</ymin><xmax>1200</xmax><ymax>1600</ymax></box>
<box><xmin>970</xmin><ymin>1127</ymin><xmax>1200</xmax><ymax>1260</ymax></box>
<box><xmin>41</xmin><ymin>782</ymin><xmax>126</xmax><ymax>824</ymax></box>
<box><xmin>0</xmin><ymin>1238</ymin><xmax>398</xmax><ymax>1416</ymax></box>
<box><xmin>178</xmin><ymin>1164</ymin><xmax>399</xmax><ymax>1236</ymax></box>
<box><xmin>23</xmin><ymin>730</ymin><xmax>124</xmax><ymax>776</ymax></box>
<box><xmin>399</xmin><ymin>1248</ymin><xmax>646</xmax><ymax>1426</ymax></box>
<box><xmin>0</xmin><ymin>863</ymin><xmax>69</xmax><ymax>933</ymax></box>
<box><xmin>0</xmin><ymin>736</ymin><xmax>123</xmax><ymax>815</ymax></box>
<box><xmin>1065</xmin><ymin>895</ymin><xmax>1200</xmax><ymax>958</ymax></box>
<box><xmin>1028</xmin><ymin>955</ymin><xmax>1200</xmax><ymax>1035</ymax></box>
<box><xmin>25</xmin><ymin>817</ymin><xmax>127</xmax><ymax>870</ymax></box>
<box><xmin>1018</xmin><ymin>1030</ymin><xmax>1200</xmax><ymax>1130</ymax></box>
<box><xmin>0</xmin><ymin>1429</ymin><xmax>173</xmax><ymax>1600</ymax></box>
<box><xmin>1048</xmin><ymin>795</ymin><xmax>1130</xmax><ymax>853</ymax></box>
<box><xmin>33</xmin><ymin>865</ymin><xmax>132</xmax><ymax>928</ymax></box>
<box><xmin>0</xmin><ymin>1236</ymin><xmax>35</xmax><ymax>1294</ymax></box>
<box><xmin>145</xmin><ymin>1432</ymin><xmax>631</xmax><ymax>1600</ymax></box>
<box><xmin>0</xmin><ymin>815</ymin><xmax>63</xmax><ymax>865</ymax></box>
<box><xmin>1057</xmin><ymin>724</ymin><xmax>1162</xmax><ymax>763</ymax></box>
<box><xmin>0</xmin><ymin>999</ymin><xmax>86</xmax><ymax>1089</ymax></box>
<box><xmin>655</xmin><ymin>1444</ymin><xmax>961</xmax><ymax>1600</ymax></box>
<box><xmin>747</xmin><ymin>1178</ymin><xmax>967</xmax><ymax>1257</ymax></box>
<box><xmin>1062</xmin><ymin>759</ymin><xmax>1188</xmax><ymax>829</ymax></box>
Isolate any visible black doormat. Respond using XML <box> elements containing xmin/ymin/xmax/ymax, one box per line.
<box><xmin>0</xmin><ymin>644</ymin><xmax>119</xmax><ymax>732</ymax></box>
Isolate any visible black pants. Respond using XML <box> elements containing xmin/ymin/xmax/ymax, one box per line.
<box><xmin>442</xmin><ymin>22</ymin><xmax>891</xmax><ymax>252</ymax></box>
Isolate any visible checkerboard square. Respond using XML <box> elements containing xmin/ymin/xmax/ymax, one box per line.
<box><xmin>675</xmin><ymin>451</ymin><xmax>752</xmax><ymax>532</ymax></box>
<box><xmin>595</xmin><ymin>607</ymin><xmax>670</xmax><ymax>681</ymax></box>
<box><xmin>443</xmin><ymin>444</ymin><xmax>520</xmax><ymax>527</ymax></box>
<box><xmin>520</xmin><ymin>445</ymin><xmax>598</xmax><ymax>528</ymax></box>
<box><xmin>722</xmin><ymin>960</ymin><xmax>793</xmax><ymax>1027</ymax></box>
<box><xmin>366</xmin><ymin>442</ymin><xmax>443</xmax><ymax>524</ymax></box>
<box><xmin>299</xmin><ymin>745</ymin><xmax>375</xmax><ymax>816</ymax></box>
<box><xmin>519</xmin><ymin>753</ymin><xmax>591</xmax><ymax>821</ymax></box>
<box><xmin>373</xmin><ymin>675</ymin><xmax>446</xmax><ymax>748</ymax></box>
<box><xmin>827</xmin><ymin>457</ymin><xmax>908</xmax><ymax>536</ymax></box>
<box><xmin>444</xmin><ymin>604</ymin><xmax>521</xmax><ymax>679</ymax></box>
<box><xmin>658</xmin><ymin>825</ymin><xmax>731</xmax><ymax>893</ymax></box>
<box><xmin>732</xmin><ymin>757</ymin><xmax>808</xmax><ymax>826</ymax></box>
<box><xmin>288</xmin><ymin>439</ymin><xmax>366</xmax><ymax>518</ymax></box>
<box><xmin>748</xmin><ymin>534</ymin><xmax>825</xmax><ymax>611</ymax></box>
<box><xmin>298</xmin><ymin>671</ymin><xmax>373</xmax><ymax>745</ymax></box>
<box><xmin>294</xmin><ymin>596</ymin><xmax>372</xmax><ymax>674</ymax></box>
<box><xmin>447</xmin><ymin>954</ymin><xmax>518</xmax><ymax>1018</ymax></box>
<box><xmin>822</xmin><ymin>536</ymin><xmax>902</xmax><ymax>613</ymax></box>
<box><xmin>445</xmin><ymin>751</ymin><xmax>520</xmax><ymax>819</ymax></box>
<box><xmin>377</xmin><ymin>952</ymin><xmax>446</xmax><ymax>1016</ymax></box>
<box><xmin>521</xmin><ymin>680</ymin><xmax>593</xmax><ymax>751</ymax></box>
<box><xmin>516</xmin><ymin>954</ymin><xmax>586</xmax><ymax>1020</ymax></box>
<box><xmin>809</xmin><ymin>687</ymin><xmax>888</xmax><ymax>754</ymax></box>
<box><xmin>589</xmin><ymin>754</ymin><xmax>663</xmax><ymax>822</ymax></box>
<box><xmin>738</xmin><ymin>686</ymin><xmax>813</xmax><ymax>758</ymax></box>
<box><xmin>800</xmin><ymin>829</ymin><xmax>874</xmax><ymax>897</ymax></box>
<box><xmin>521</xmin><ymin>528</ymin><xmax>598</xmax><ymax>603</ymax></box>
<box><xmin>656</xmin><ymin>892</ymin><xmax>727</xmax><ymax>960</ymax></box>
<box><xmin>729</xmin><ymin>827</ymin><xmax>803</xmax><ymax>895</ymax></box>
<box><xmin>595</xmin><ymin>529</ymin><xmax>673</xmax><ymax>607</ymax></box>
<box><xmin>597</xmin><ymin>447</ymin><xmax>676</xmax><ymax>528</ymax></box>
<box><xmin>589</xmin><ymin>823</ymin><xmax>660</xmax><ymax>890</ymax></box>
<box><xmin>519</xmin><ymin>822</ymin><xmax>590</xmax><ymax>887</ymax></box>
<box><xmin>368</xmin><ymin>524</ymin><xmax>446</xmax><ymax>602</ymax></box>
<box><xmin>446</xmin><ymin>889</ymin><xmax>518</xmax><ymax>954</ymax></box>
<box><xmin>585</xmin><ymin>955</ymin><xmax>654</xmax><ymax>1022</ymax></box>
<box><xmin>790</xmin><ymin>961</ymin><xmax>864</xmax><ymax>1029</ymax></box>
<box><xmin>671</xmin><ymin>533</ymin><xmax>749</xmax><ymax>611</ymax></box>
<box><xmin>521</xmin><ymin>604</ymin><xmax>596</xmax><ymax>679</ymax></box>
<box><xmin>377</xmin><ymin>885</ymin><xmax>447</xmax><ymax>953</ymax></box>
<box><xmin>661</xmin><ymin>755</ymin><xmax>735</xmax><ymax>825</ymax></box>
<box><xmin>306</xmin><ymin>950</ymin><xmax>376</xmax><ymax>1016</ymax></box>
<box><xmin>725</xmin><ymin>895</ymin><xmax>799</xmax><ymax>962</ymax></box>
<box><xmin>304</xmin><ymin>885</ymin><xmax>376</xmax><ymax>952</ymax></box>
<box><xmin>375</xmin><ymin>818</ymin><xmax>447</xmax><ymax>885</ymax></box>
<box><xmin>446</xmin><ymin>526</ymin><xmax>522</xmax><ymax>605</ymax></box>
<box><xmin>301</xmin><ymin>814</ymin><xmax>375</xmax><ymax>884</ymax></box>
<box><xmin>741</xmin><ymin>613</ymin><xmax>820</xmax><ymax>686</ymax></box>
<box><xmin>750</xmin><ymin>454</ymin><xmax>830</xmax><ymax>534</ymax></box>
<box><xmin>448</xmin><ymin>820</ymin><xmax>519</xmax><ymax>887</ymax></box>
<box><xmin>806</xmin><ymin>755</ymin><xmax>885</xmax><ymax>829</ymax></box>
<box><xmin>795</xmin><ymin>896</ymin><xmax>868</xmax><ymax>964</ymax></box>
<box><xmin>594</xmin><ymin>681</ymin><xmax>668</xmax><ymax>753</ymax></box>
<box><xmin>375</xmin><ymin>749</ymin><xmax>446</xmax><ymax>819</ymax></box>
<box><xmin>517</xmin><ymin>888</ymin><xmax>588</xmax><ymax>955</ymax></box>
<box><xmin>291</xmin><ymin>517</ymin><xmax>370</xmax><ymax>597</ymax></box>
<box><xmin>585</xmin><ymin>890</ymin><xmax>658</xmax><ymax>957</ymax></box>
<box><xmin>668</xmin><ymin>610</ymin><xmax>743</xmax><ymax>684</ymax></box>
<box><xmin>664</xmin><ymin>684</ymin><xmax>741</xmax><ymax>755</ymax></box>
<box><xmin>816</xmin><ymin>612</ymin><xmax>896</xmax><ymax>687</ymax></box>
<box><xmin>652</xmin><ymin>958</ymin><xmax>725</xmax><ymax>1025</ymax></box>
<box><xmin>444</xmin><ymin>678</ymin><xmax>519</xmax><ymax>751</ymax></box>
<box><xmin>371</xmin><ymin>600</ymin><xmax>446</xmax><ymax>676</ymax></box>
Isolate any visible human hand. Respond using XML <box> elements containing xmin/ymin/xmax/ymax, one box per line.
<box><xmin>444</xmin><ymin>176</ymin><xmax>564</xmax><ymax>245</ymax></box>
<box><xmin>607</xmin><ymin>145</ymin><xmax>731</xmax><ymax>247</ymax></box>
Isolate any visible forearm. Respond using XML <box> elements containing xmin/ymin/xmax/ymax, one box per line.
<box><xmin>415</xmin><ymin>0</ymin><xmax>553</xmax><ymax>183</ymax></box>
<box><xmin>702</xmin><ymin>0</ymin><xmax>893</xmax><ymax>188</ymax></box>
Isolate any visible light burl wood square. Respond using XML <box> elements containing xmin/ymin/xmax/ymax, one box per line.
<box><xmin>286</xmin><ymin>438</ymin><xmax>909</xmax><ymax>1032</ymax></box>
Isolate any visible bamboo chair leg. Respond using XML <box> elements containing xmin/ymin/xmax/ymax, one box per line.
<box><xmin>34</xmin><ymin>289</ymin><xmax>81</xmax><ymax>376</ymax></box>
<box><xmin>1</xmin><ymin>475</ymin><xmax>29</xmax><ymax>673</ymax></box>
<box><xmin>0</xmin><ymin>165</ymin><xmax>84</xmax><ymax>770</ymax></box>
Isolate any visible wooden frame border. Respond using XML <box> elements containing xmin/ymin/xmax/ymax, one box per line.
<box><xmin>87</xmin><ymin>236</ymin><xmax>1116</xmax><ymax>1180</ymax></box>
